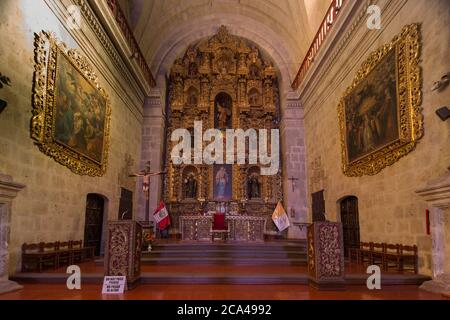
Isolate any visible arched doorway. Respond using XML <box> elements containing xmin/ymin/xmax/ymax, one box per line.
<box><xmin>339</xmin><ymin>196</ymin><xmax>360</xmax><ymax>257</ymax></box>
<box><xmin>84</xmin><ymin>194</ymin><xmax>105</xmax><ymax>256</ymax></box>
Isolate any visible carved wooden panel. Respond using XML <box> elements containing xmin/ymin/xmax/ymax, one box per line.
<box><xmin>104</xmin><ymin>220</ymin><xmax>142</xmax><ymax>285</ymax></box>
<box><xmin>307</xmin><ymin>222</ymin><xmax>345</xmax><ymax>286</ymax></box>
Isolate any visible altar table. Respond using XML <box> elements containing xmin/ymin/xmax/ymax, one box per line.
<box><xmin>179</xmin><ymin>215</ymin><xmax>266</xmax><ymax>242</ymax></box>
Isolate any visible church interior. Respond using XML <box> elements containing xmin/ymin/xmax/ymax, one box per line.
<box><xmin>0</xmin><ymin>0</ymin><xmax>449</xmax><ymax>301</ymax></box>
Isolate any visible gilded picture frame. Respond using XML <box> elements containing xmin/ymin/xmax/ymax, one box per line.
<box><xmin>31</xmin><ymin>31</ymin><xmax>111</xmax><ymax>176</ymax></box>
<box><xmin>338</xmin><ymin>23</ymin><xmax>423</xmax><ymax>177</ymax></box>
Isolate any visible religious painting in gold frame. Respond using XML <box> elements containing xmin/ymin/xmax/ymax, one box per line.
<box><xmin>31</xmin><ymin>31</ymin><xmax>111</xmax><ymax>176</ymax></box>
<box><xmin>338</xmin><ymin>23</ymin><xmax>423</xmax><ymax>177</ymax></box>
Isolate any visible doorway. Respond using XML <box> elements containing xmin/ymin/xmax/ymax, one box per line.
<box><xmin>84</xmin><ymin>194</ymin><xmax>105</xmax><ymax>256</ymax></box>
<box><xmin>311</xmin><ymin>190</ymin><xmax>326</xmax><ymax>222</ymax></box>
<box><xmin>339</xmin><ymin>196</ymin><xmax>360</xmax><ymax>257</ymax></box>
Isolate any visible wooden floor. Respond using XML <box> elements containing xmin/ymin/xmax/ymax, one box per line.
<box><xmin>1</xmin><ymin>261</ymin><xmax>442</xmax><ymax>300</ymax></box>
<box><xmin>0</xmin><ymin>283</ymin><xmax>443</xmax><ymax>300</ymax></box>
<box><xmin>3</xmin><ymin>241</ymin><xmax>441</xmax><ymax>300</ymax></box>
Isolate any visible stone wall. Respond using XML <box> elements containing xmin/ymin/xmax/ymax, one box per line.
<box><xmin>445</xmin><ymin>209</ymin><xmax>450</xmax><ymax>274</ymax></box>
<box><xmin>300</xmin><ymin>0</ymin><xmax>450</xmax><ymax>275</ymax></box>
<box><xmin>0</xmin><ymin>0</ymin><xmax>145</xmax><ymax>274</ymax></box>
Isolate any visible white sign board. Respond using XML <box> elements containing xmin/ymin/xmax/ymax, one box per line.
<box><xmin>102</xmin><ymin>276</ymin><xmax>127</xmax><ymax>294</ymax></box>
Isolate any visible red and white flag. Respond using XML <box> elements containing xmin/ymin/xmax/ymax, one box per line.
<box><xmin>153</xmin><ymin>201</ymin><xmax>170</xmax><ymax>230</ymax></box>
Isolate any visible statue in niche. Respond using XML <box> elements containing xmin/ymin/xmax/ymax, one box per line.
<box><xmin>215</xmin><ymin>93</ymin><xmax>232</xmax><ymax>129</ymax></box>
<box><xmin>217</xmin><ymin>103</ymin><xmax>231</xmax><ymax>128</ymax></box>
<box><xmin>187</xmin><ymin>88</ymin><xmax>198</xmax><ymax>106</ymax></box>
<box><xmin>184</xmin><ymin>173</ymin><xmax>198</xmax><ymax>199</ymax></box>
<box><xmin>247</xmin><ymin>174</ymin><xmax>261</xmax><ymax>199</ymax></box>
<box><xmin>249</xmin><ymin>46</ymin><xmax>259</xmax><ymax>64</ymax></box>
<box><xmin>248</xmin><ymin>89</ymin><xmax>260</xmax><ymax>106</ymax></box>
<box><xmin>187</xmin><ymin>47</ymin><xmax>197</xmax><ymax>77</ymax></box>
<box><xmin>249</xmin><ymin>64</ymin><xmax>260</xmax><ymax>79</ymax></box>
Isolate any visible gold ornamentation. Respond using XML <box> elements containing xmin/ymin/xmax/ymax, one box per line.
<box><xmin>165</xmin><ymin>26</ymin><xmax>281</xmax><ymax>211</ymax></box>
<box><xmin>338</xmin><ymin>23</ymin><xmax>423</xmax><ymax>177</ymax></box>
<box><xmin>31</xmin><ymin>31</ymin><xmax>111</xmax><ymax>176</ymax></box>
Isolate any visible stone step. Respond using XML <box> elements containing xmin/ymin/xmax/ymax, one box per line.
<box><xmin>144</xmin><ymin>249</ymin><xmax>305</xmax><ymax>258</ymax></box>
<box><xmin>151</xmin><ymin>242</ymin><xmax>307</xmax><ymax>252</ymax></box>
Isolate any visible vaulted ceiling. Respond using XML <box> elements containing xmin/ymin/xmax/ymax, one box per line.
<box><xmin>118</xmin><ymin>0</ymin><xmax>331</xmax><ymax>90</ymax></box>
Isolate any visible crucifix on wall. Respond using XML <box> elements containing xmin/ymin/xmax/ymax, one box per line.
<box><xmin>288</xmin><ymin>176</ymin><xmax>299</xmax><ymax>192</ymax></box>
<box><xmin>129</xmin><ymin>161</ymin><xmax>166</xmax><ymax>223</ymax></box>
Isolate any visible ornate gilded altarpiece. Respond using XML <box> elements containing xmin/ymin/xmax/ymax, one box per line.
<box><xmin>164</xmin><ymin>26</ymin><xmax>283</xmax><ymax>234</ymax></box>
<box><xmin>338</xmin><ymin>23</ymin><xmax>423</xmax><ymax>177</ymax></box>
<box><xmin>32</xmin><ymin>31</ymin><xmax>111</xmax><ymax>176</ymax></box>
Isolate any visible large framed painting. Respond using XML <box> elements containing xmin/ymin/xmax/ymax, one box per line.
<box><xmin>213</xmin><ymin>164</ymin><xmax>232</xmax><ymax>201</ymax></box>
<box><xmin>338</xmin><ymin>24</ymin><xmax>423</xmax><ymax>177</ymax></box>
<box><xmin>32</xmin><ymin>31</ymin><xmax>111</xmax><ymax>176</ymax></box>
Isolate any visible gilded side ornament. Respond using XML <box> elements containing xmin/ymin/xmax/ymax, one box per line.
<box><xmin>338</xmin><ymin>23</ymin><xmax>423</xmax><ymax>177</ymax></box>
<box><xmin>31</xmin><ymin>31</ymin><xmax>111</xmax><ymax>176</ymax></box>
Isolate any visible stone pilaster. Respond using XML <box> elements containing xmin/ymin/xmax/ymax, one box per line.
<box><xmin>280</xmin><ymin>93</ymin><xmax>308</xmax><ymax>239</ymax></box>
<box><xmin>0</xmin><ymin>173</ymin><xmax>25</xmax><ymax>294</ymax></box>
<box><xmin>416</xmin><ymin>171</ymin><xmax>450</xmax><ymax>294</ymax></box>
<box><xmin>137</xmin><ymin>90</ymin><xmax>166</xmax><ymax>222</ymax></box>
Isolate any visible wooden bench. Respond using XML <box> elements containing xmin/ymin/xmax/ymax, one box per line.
<box><xmin>22</xmin><ymin>242</ymin><xmax>58</xmax><ymax>272</ymax></box>
<box><xmin>349</xmin><ymin>242</ymin><xmax>418</xmax><ymax>274</ymax></box>
<box><xmin>22</xmin><ymin>240</ymin><xmax>96</xmax><ymax>272</ymax></box>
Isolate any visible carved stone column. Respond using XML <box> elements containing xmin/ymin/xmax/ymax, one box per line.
<box><xmin>0</xmin><ymin>173</ymin><xmax>25</xmax><ymax>294</ymax></box>
<box><xmin>137</xmin><ymin>90</ymin><xmax>165</xmax><ymax>222</ymax></box>
<box><xmin>307</xmin><ymin>222</ymin><xmax>345</xmax><ymax>290</ymax></box>
<box><xmin>416</xmin><ymin>171</ymin><xmax>450</xmax><ymax>293</ymax></box>
<box><xmin>279</xmin><ymin>93</ymin><xmax>308</xmax><ymax>239</ymax></box>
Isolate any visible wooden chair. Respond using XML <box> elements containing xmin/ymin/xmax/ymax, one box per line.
<box><xmin>210</xmin><ymin>213</ymin><xmax>229</xmax><ymax>242</ymax></box>
<box><xmin>359</xmin><ymin>242</ymin><xmax>372</xmax><ymax>265</ymax></box>
<box><xmin>383</xmin><ymin>243</ymin><xmax>400</xmax><ymax>272</ymax></box>
<box><xmin>56</xmin><ymin>241</ymin><xmax>71</xmax><ymax>268</ymax></box>
<box><xmin>22</xmin><ymin>243</ymin><xmax>42</xmax><ymax>272</ymax></box>
<box><xmin>348</xmin><ymin>243</ymin><xmax>362</xmax><ymax>263</ymax></box>
<box><xmin>39</xmin><ymin>241</ymin><xmax>58</xmax><ymax>270</ymax></box>
<box><xmin>70</xmin><ymin>240</ymin><xmax>84</xmax><ymax>264</ymax></box>
<box><xmin>82</xmin><ymin>242</ymin><xmax>96</xmax><ymax>261</ymax></box>
<box><xmin>370</xmin><ymin>242</ymin><xmax>384</xmax><ymax>266</ymax></box>
<box><xmin>399</xmin><ymin>244</ymin><xmax>418</xmax><ymax>274</ymax></box>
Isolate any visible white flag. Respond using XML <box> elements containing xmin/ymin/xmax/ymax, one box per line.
<box><xmin>272</xmin><ymin>201</ymin><xmax>290</xmax><ymax>232</ymax></box>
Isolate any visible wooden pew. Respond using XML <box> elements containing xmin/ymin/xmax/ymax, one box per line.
<box><xmin>399</xmin><ymin>244</ymin><xmax>418</xmax><ymax>274</ymax></box>
<box><xmin>22</xmin><ymin>242</ymin><xmax>58</xmax><ymax>272</ymax></box>
<box><xmin>350</xmin><ymin>241</ymin><xmax>419</xmax><ymax>274</ymax></box>
<box><xmin>22</xmin><ymin>240</ymin><xmax>96</xmax><ymax>273</ymax></box>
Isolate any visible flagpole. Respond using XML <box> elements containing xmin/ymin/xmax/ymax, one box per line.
<box><xmin>146</xmin><ymin>193</ymin><xmax>149</xmax><ymax>224</ymax></box>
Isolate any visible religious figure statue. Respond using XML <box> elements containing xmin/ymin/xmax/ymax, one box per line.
<box><xmin>184</xmin><ymin>173</ymin><xmax>198</xmax><ymax>199</ymax></box>
<box><xmin>217</xmin><ymin>103</ymin><xmax>231</xmax><ymax>128</ymax></box>
<box><xmin>215</xmin><ymin>166</ymin><xmax>229</xmax><ymax>200</ymax></box>
<box><xmin>247</xmin><ymin>174</ymin><xmax>260</xmax><ymax>199</ymax></box>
